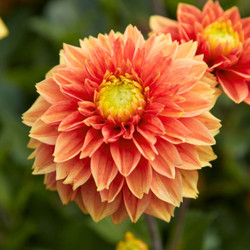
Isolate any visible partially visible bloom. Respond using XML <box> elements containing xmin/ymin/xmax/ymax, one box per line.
<box><xmin>0</xmin><ymin>17</ymin><xmax>8</xmax><ymax>39</ymax></box>
<box><xmin>150</xmin><ymin>1</ymin><xmax>250</xmax><ymax>104</ymax></box>
<box><xmin>116</xmin><ymin>232</ymin><xmax>148</xmax><ymax>250</ymax></box>
<box><xmin>22</xmin><ymin>25</ymin><xmax>221</xmax><ymax>224</ymax></box>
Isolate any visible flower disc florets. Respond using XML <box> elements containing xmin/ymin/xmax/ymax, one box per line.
<box><xmin>22</xmin><ymin>25</ymin><xmax>221</xmax><ymax>224</ymax></box>
<box><xmin>96</xmin><ymin>74</ymin><xmax>146</xmax><ymax>123</ymax></box>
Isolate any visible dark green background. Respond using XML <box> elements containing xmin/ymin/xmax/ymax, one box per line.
<box><xmin>0</xmin><ymin>0</ymin><xmax>249</xmax><ymax>249</ymax></box>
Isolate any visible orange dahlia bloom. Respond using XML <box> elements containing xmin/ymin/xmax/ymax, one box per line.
<box><xmin>150</xmin><ymin>1</ymin><xmax>250</xmax><ymax>104</ymax></box>
<box><xmin>22</xmin><ymin>25</ymin><xmax>221</xmax><ymax>223</ymax></box>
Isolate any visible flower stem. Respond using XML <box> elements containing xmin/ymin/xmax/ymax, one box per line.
<box><xmin>167</xmin><ymin>198</ymin><xmax>190</xmax><ymax>250</ymax></box>
<box><xmin>145</xmin><ymin>214</ymin><xmax>164</xmax><ymax>250</ymax></box>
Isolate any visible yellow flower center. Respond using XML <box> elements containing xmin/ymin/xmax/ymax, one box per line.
<box><xmin>203</xmin><ymin>21</ymin><xmax>241</xmax><ymax>56</ymax></box>
<box><xmin>96</xmin><ymin>74</ymin><xmax>146</xmax><ymax>123</ymax></box>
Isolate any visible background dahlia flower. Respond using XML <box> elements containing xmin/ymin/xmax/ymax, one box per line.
<box><xmin>150</xmin><ymin>1</ymin><xmax>250</xmax><ymax>104</ymax></box>
<box><xmin>22</xmin><ymin>25</ymin><xmax>221</xmax><ymax>224</ymax></box>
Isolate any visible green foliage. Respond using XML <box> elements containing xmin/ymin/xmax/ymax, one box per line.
<box><xmin>0</xmin><ymin>0</ymin><xmax>249</xmax><ymax>249</ymax></box>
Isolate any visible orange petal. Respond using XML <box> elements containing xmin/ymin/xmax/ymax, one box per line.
<box><xmin>151</xmin><ymin>170</ymin><xmax>182</xmax><ymax>206</ymax></box>
<box><xmin>216</xmin><ymin>71</ymin><xmax>248</xmax><ymax>103</ymax></box>
<box><xmin>36</xmin><ymin>78</ymin><xmax>65</xmax><ymax>104</ymax></box>
<box><xmin>126</xmin><ymin>158</ymin><xmax>152</xmax><ymax>199</ymax></box>
<box><xmin>150</xmin><ymin>138</ymin><xmax>181</xmax><ymax>178</ymax></box>
<box><xmin>30</xmin><ymin>118</ymin><xmax>59</xmax><ymax>145</ymax></box>
<box><xmin>176</xmin><ymin>144</ymin><xmax>201</xmax><ymax>170</ymax></box>
<box><xmin>100</xmin><ymin>174</ymin><xmax>124</xmax><ymax>202</ymax></box>
<box><xmin>81</xmin><ymin>178</ymin><xmax>122</xmax><ymax>222</ymax></box>
<box><xmin>32</xmin><ymin>144</ymin><xmax>56</xmax><ymax>175</ymax></box>
<box><xmin>41</xmin><ymin>101</ymin><xmax>76</xmax><ymax>124</ymax></box>
<box><xmin>74</xmin><ymin>191</ymin><xmax>88</xmax><ymax>214</ymax></box>
<box><xmin>111</xmin><ymin>200</ymin><xmax>129</xmax><ymax>224</ymax></box>
<box><xmin>149</xmin><ymin>15</ymin><xmax>179</xmax><ymax>40</ymax></box>
<box><xmin>54</xmin><ymin>129</ymin><xmax>84</xmax><ymax>162</ymax></box>
<box><xmin>63</xmin><ymin>158</ymin><xmax>91</xmax><ymax>189</ymax></box>
<box><xmin>132</xmin><ymin>132</ymin><xmax>157</xmax><ymax>161</ymax></box>
<box><xmin>123</xmin><ymin>184</ymin><xmax>151</xmax><ymax>222</ymax></box>
<box><xmin>91</xmin><ymin>144</ymin><xmax>118</xmax><ymax>191</ymax></box>
<box><xmin>180</xmin><ymin>169</ymin><xmax>198</xmax><ymax>198</ymax></box>
<box><xmin>58</xmin><ymin>111</ymin><xmax>85</xmax><ymax>132</ymax></box>
<box><xmin>145</xmin><ymin>193</ymin><xmax>175</xmax><ymax>222</ymax></box>
<box><xmin>80</xmin><ymin>128</ymin><xmax>103</xmax><ymax>159</ymax></box>
<box><xmin>44</xmin><ymin>172</ymin><xmax>57</xmax><ymax>190</ymax></box>
<box><xmin>56</xmin><ymin>180</ymin><xmax>76</xmax><ymax>204</ymax></box>
<box><xmin>196</xmin><ymin>145</ymin><xmax>217</xmax><ymax>167</ymax></box>
<box><xmin>22</xmin><ymin>97</ymin><xmax>50</xmax><ymax>126</ymax></box>
<box><xmin>179</xmin><ymin>118</ymin><xmax>215</xmax><ymax>145</ymax></box>
<box><xmin>110</xmin><ymin>138</ymin><xmax>141</xmax><ymax>176</ymax></box>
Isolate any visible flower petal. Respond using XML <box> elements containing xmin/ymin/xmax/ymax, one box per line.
<box><xmin>126</xmin><ymin>158</ymin><xmax>152</xmax><ymax>199</ymax></box>
<box><xmin>91</xmin><ymin>144</ymin><xmax>118</xmax><ymax>191</ymax></box>
<box><xmin>110</xmin><ymin>138</ymin><xmax>141</xmax><ymax>176</ymax></box>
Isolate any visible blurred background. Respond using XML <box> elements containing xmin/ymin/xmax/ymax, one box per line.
<box><xmin>0</xmin><ymin>0</ymin><xmax>249</xmax><ymax>249</ymax></box>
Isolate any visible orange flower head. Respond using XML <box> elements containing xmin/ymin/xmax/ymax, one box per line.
<box><xmin>150</xmin><ymin>1</ymin><xmax>250</xmax><ymax>104</ymax></box>
<box><xmin>22</xmin><ymin>25</ymin><xmax>221</xmax><ymax>224</ymax></box>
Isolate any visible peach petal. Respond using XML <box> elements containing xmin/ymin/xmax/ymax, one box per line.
<box><xmin>179</xmin><ymin>117</ymin><xmax>215</xmax><ymax>145</ymax></box>
<box><xmin>36</xmin><ymin>78</ymin><xmax>65</xmax><ymax>104</ymax></box>
<box><xmin>196</xmin><ymin>145</ymin><xmax>217</xmax><ymax>167</ymax></box>
<box><xmin>78</xmin><ymin>101</ymin><xmax>96</xmax><ymax>117</ymax></box>
<box><xmin>132</xmin><ymin>132</ymin><xmax>157</xmax><ymax>161</ymax></box>
<box><xmin>44</xmin><ymin>172</ymin><xmax>57</xmax><ymax>190</ymax></box>
<box><xmin>151</xmin><ymin>170</ymin><xmax>182</xmax><ymax>206</ymax></box>
<box><xmin>216</xmin><ymin>71</ymin><xmax>248</xmax><ymax>103</ymax></box>
<box><xmin>30</xmin><ymin>118</ymin><xmax>59</xmax><ymax>145</ymax></box>
<box><xmin>81</xmin><ymin>178</ymin><xmax>122</xmax><ymax>222</ymax></box>
<box><xmin>80</xmin><ymin>128</ymin><xmax>103</xmax><ymax>159</ymax></box>
<box><xmin>91</xmin><ymin>144</ymin><xmax>118</xmax><ymax>191</ymax></box>
<box><xmin>123</xmin><ymin>185</ymin><xmax>151</xmax><ymax>222</ymax></box>
<box><xmin>145</xmin><ymin>194</ymin><xmax>175</xmax><ymax>222</ymax></box>
<box><xmin>100</xmin><ymin>174</ymin><xmax>124</xmax><ymax>202</ymax></box>
<box><xmin>180</xmin><ymin>169</ymin><xmax>198</xmax><ymax>198</ymax></box>
<box><xmin>32</xmin><ymin>144</ymin><xmax>56</xmax><ymax>175</ymax></box>
<box><xmin>56</xmin><ymin>180</ymin><xmax>76</xmax><ymax>204</ymax></box>
<box><xmin>54</xmin><ymin>129</ymin><xmax>84</xmax><ymax>162</ymax></box>
<box><xmin>58</xmin><ymin>111</ymin><xmax>85</xmax><ymax>132</ymax></box>
<box><xmin>150</xmin><ymin>138</ymin><xmax>181</xmax><ymax>178</ymax></box>
<box><xmin>176</xmin><ymin>144</ymin><xmax>201</xmax><ymax>170</ymax></box>
<box><xmin>110</xmin><ymin>138</ymin><xmax>141</xmax><ymax>176</ymax></box>
<box><xmin>102</xmin><ymin>125</ymin><xmax>123</xmax><ymax>143</ymax></box>
<box><xmin>22</xmin><ymin>97</ymin><xmax>50</xmax><ymax>126</ymax></box>
<box><xmin>41</xmin><ymin>101</ymin><xmax>76</xmax><ymax>124</ymax></box>
<box><xmin>111</xmin><ymin>201</ymin><xmax>129</xmax><ymax>224</ymax></box>
<box><xmin>126</xmin><ymin>158</ymin><xmax>152</xmax><ymax>199</ymax></box>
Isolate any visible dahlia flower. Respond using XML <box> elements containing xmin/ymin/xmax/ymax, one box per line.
<box><xmin>22</xmin><ymin>25</ymin><xmax>221</xmax><ymax>223</ymax></box>
<box><xmin>150</xmin><ymin>1</ymin><xmax>250</xmax><ymax>104</ymax></box>
<box><xmin>0</xmin><ymin>17</ymin><xmax>8</xmax><ymax>39</ymax></box>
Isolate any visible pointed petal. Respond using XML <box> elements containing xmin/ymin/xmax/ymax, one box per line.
<box><xmin>80</xmin><ymin>128</ymin><xmax>103</xmax><ymax>158</ymax></box>
<box><xmin>179</xmin><ymin>118</ymin><xmax>215</xmax><ymax>145</ymax></box>
<box><xmin>59</xmin><ymin>111</ymin><xmax>85</xmax><ymax>132</ymax></box>
<box><xmin>151</xmin><ymin>170</ymin><xmax>182</xmax><ymax>206</ymax></box>
<box><xmin>111</xmin><ymin>201</ymin><xmax>129</xmax><ymax>224</ymax></box>
<box><xmin>180</xmin><ymin>169</ymin><xmax>198</xmax><ymax>198</ymax></box>
<box><xmin>30</xmin><ymin>118</ymin><xmax>59</xmax><ymax>145</ymax></box>
<box><xmin>81</xmin><ymin>178</ymin><xmax>122</xmax><ymax>222</ymax></box>
<box><xmin>110</xmin><ymin>139</ymin><xmax>141</xmax><ymax>176</ymax></box>
<box><xmin>22</xmin><ymin>97</ymin><xmax>50</xmax><ymax>126</ymax></box>
<box><xmin>126</xmin><ymin>158</ymin><xmax>152</xmax><ymax>199</ymax></box>
<box><xmin>217</xmin><ymin>71</ymin><xmax>248</xmax><ymax>103</ymax></box>
<box><xmin>123</xmin><ymin>184</ymin><xmax>151</xmax><ymax>222</ymax></box>
<box><xmin>54</xmin><ymin>128</ymin><xmax>84</xmax><ymax>162</ymax></box>
<box><xmin>150</xmin><ymin>138</ymin><xmax>181</xmax><ymax>178</ymax></box>
<box><xmin>91</xmin><ymin>144</ymin><xmax>118</xmax><ymax>191</ymax></box>
<box><xmin>56</xmin><ymin>180</ymin><xmax>76</xmax><ymax>204</ymax></box>
<box><xmin>145</xmin><ymin>194</ymin><xmax>175</xmax><ymax>222</ymax></box>
<box><xmin>196</xmin><ymin>145</ymin><xmax>217</xmax><ymax>167</ymax></box>
<box><xmin>32</xmin><ymin>144</ymin><xmax>56</xmax><ymax>175</ymax></box>
<box><xmin>41</xmin><ymin>101</ymin><xmax>76</xmax><ymax>124</ymax></box>
<box><xmin>100</xmin><ymin>174</ymin><xmax>124</xmax><ymax>203</ymax></box>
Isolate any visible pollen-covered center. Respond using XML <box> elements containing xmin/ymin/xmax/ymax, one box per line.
<box><xmin>203</xmin><ymin>21</ymin><xmax>241</xmax><ymax>56</ymax></box>
<box><xmin>96</xmin><ymin>74</ymin><xmax>146</xmax><ymax>123</ymax></box>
